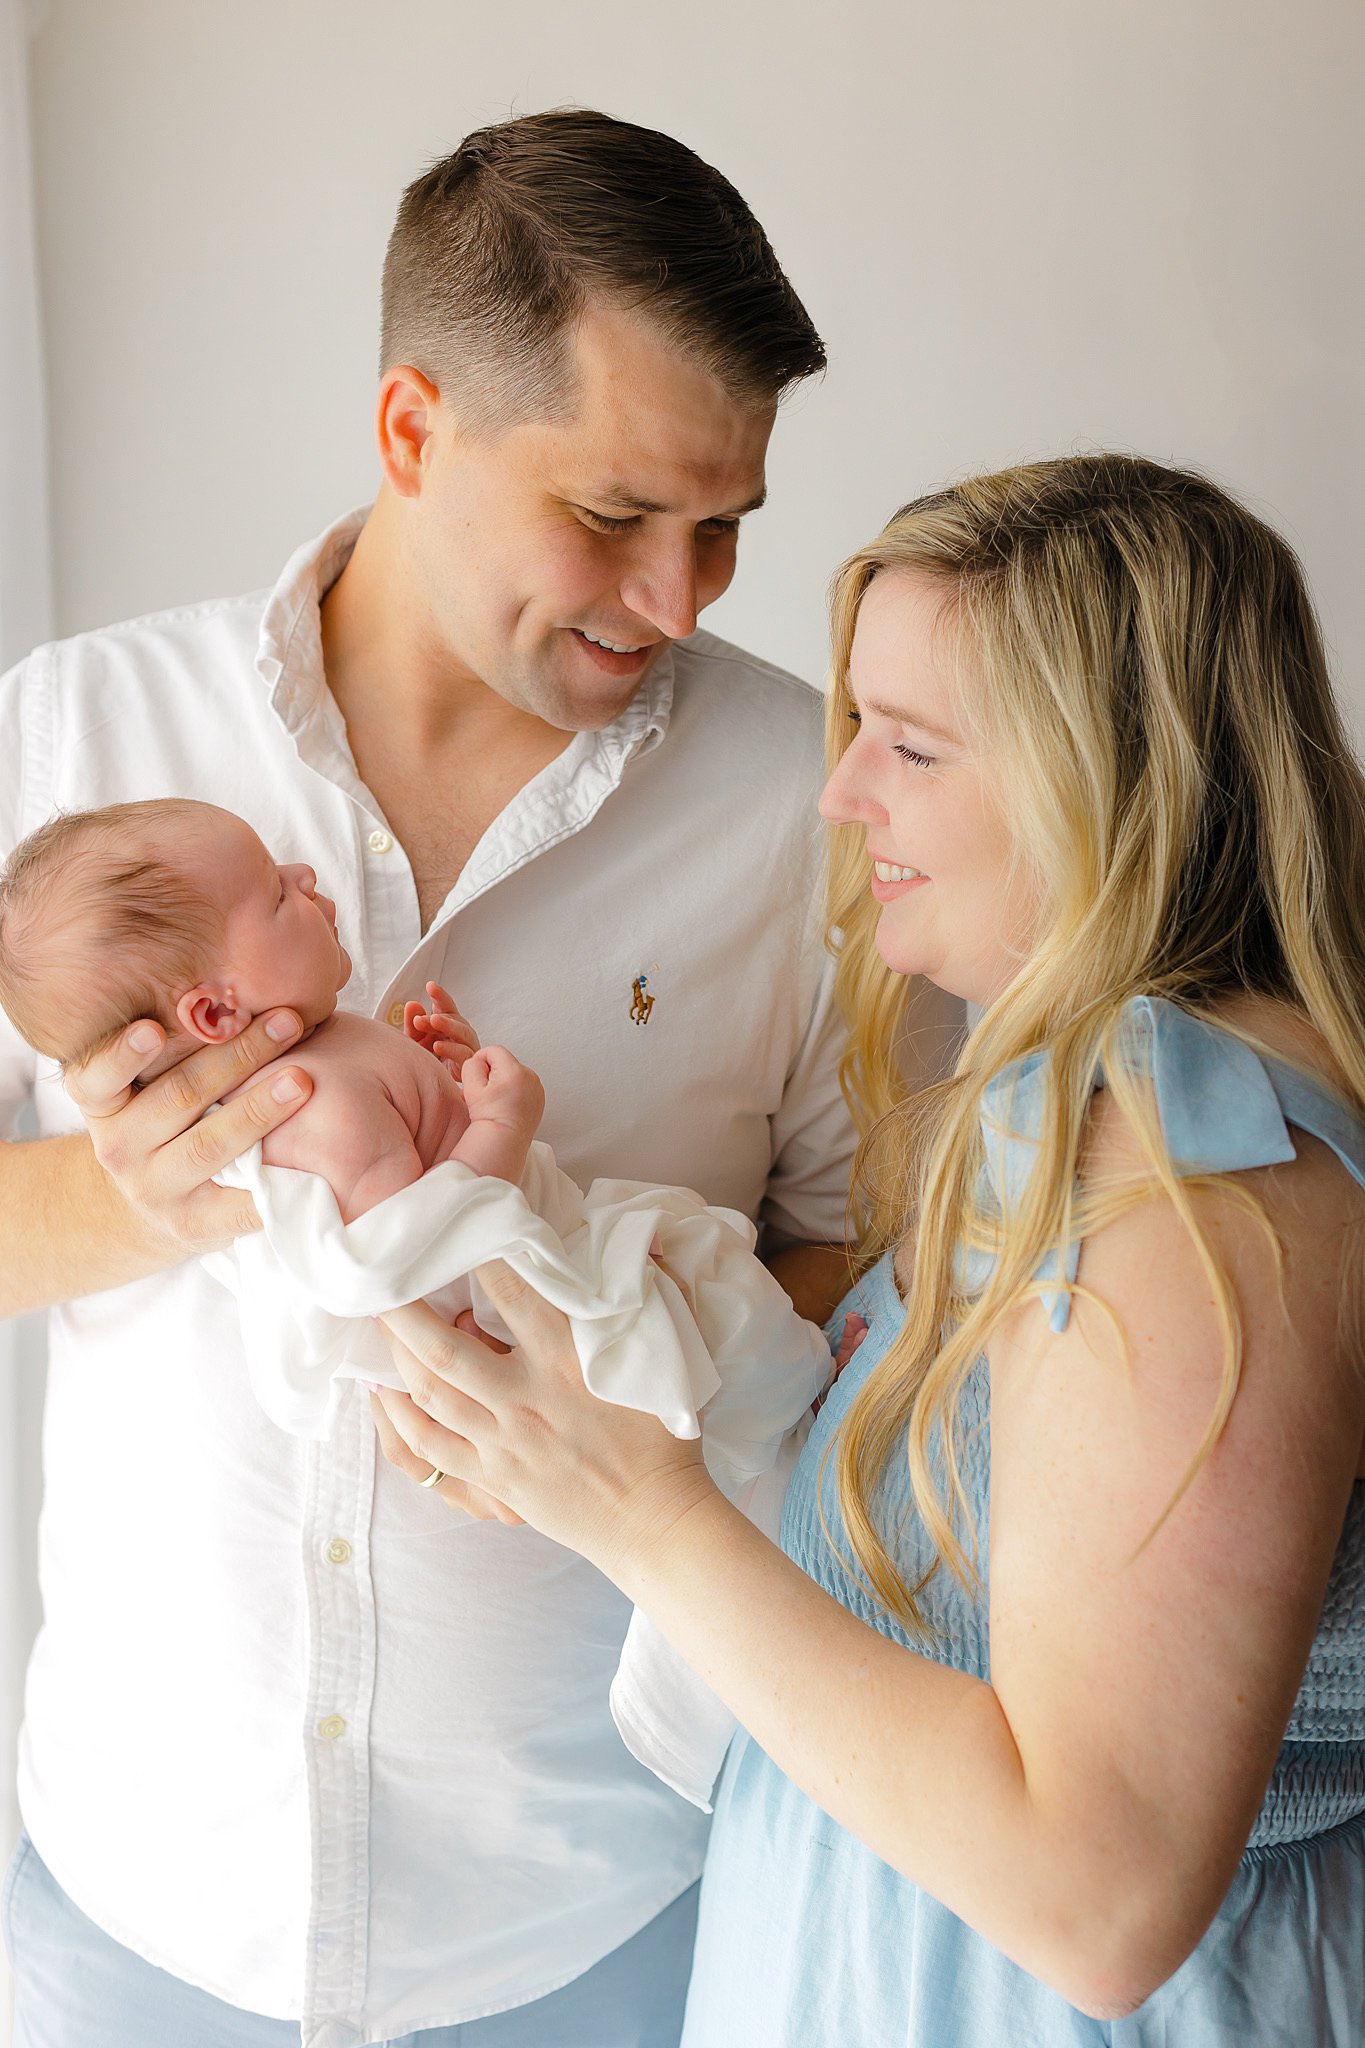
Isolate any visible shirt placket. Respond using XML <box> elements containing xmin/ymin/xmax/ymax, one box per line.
<box><xmin>283</xmin><ymin>668</ymin><xmax>663</xmax><ymax>2043</ymax></box>
<box><xmin>299</xmin><ymin>1384</ymin><xmax>376</xmax><ymax>2046</ymax></box>
<box><xmin>289</xmin><ymin>738</ymin><xmax>421</xmax><ymax>2046</ymax></box>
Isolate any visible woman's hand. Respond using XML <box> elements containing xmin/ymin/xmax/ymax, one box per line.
<box><xmin>373</xmin><ymin>1263</ymin><xmax>716</xmax><ymax>1584</ymax></box>
<box><xmin>66</xmin><ymin>1010</ymin><xmax>312</xmax><ymax>1257</ymax></box>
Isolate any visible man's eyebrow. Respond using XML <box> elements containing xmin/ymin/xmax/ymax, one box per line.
<box><xmin>585</xmin><ymin>484</ymin><xmax>769</xmax><ymax>517</ymax></box>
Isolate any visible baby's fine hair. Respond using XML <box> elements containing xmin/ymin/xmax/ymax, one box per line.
<box><xmin>0</xmin><ymin>799</ymin><xmax>222</xmax><ymax>1070</ymax></box>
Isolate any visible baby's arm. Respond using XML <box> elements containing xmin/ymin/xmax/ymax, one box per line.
<box><xmin>444</xmin><ymin>1045</ymin><xmax>545</xmax><ymax>1186</ymax></box>
<box><xmin>408</xmin><ymin>984</ymin><xmax>544</xmax><ymax>1186</ymax></box>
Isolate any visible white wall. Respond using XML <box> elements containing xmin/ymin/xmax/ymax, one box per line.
<box><xmin>27</xmin><ymin>0</ymin><xmax>1365</xmax><ymax>736</ymax></box>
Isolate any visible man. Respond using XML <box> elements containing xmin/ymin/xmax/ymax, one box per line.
<box><xmin>0</xmin><ymin>112</ymin><xmax>863</xmax><ymax>2047</ymax></box>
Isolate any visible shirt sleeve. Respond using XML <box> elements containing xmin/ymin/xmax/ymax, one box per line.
<box><xmin>759</xmin><ymin>944</ymin><xmax>858</xmax><ymax>1251</ymax></box>
<box><xmin>761</xmin><ymin>952</ymin><xmax>967</xmax><ymax>1252</ymax></box>
<box><xmin>0</xmin><ymin>653</ymin><xmax>43</xmax><ymax>1138</ymax></box>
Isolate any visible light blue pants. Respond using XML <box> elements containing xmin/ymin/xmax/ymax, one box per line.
<box><xmin>3</xmin><ymin>1834</ymin><xmax>699</xmax><ymax>2048</ymax></box>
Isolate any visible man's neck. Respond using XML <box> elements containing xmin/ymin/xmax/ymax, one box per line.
<box><xmin>317</xmin><ymin>494</ymin><xmax>572</xmax><ymax>927</ymax></box>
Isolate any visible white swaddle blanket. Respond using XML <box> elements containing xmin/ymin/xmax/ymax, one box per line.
<box><xmin>206</xmin><ymin>1140</ymin><xmax>830</xmax><ymax>1808</ymax></box>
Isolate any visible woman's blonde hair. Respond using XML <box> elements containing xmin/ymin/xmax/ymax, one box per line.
<box><xmin>826</xmin><ymin>453</ymin><xmax>1365</xmax><ymax>1634</ymax></box>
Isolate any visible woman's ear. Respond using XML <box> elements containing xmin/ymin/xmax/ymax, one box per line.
<box><xmin>175</xmin><ymin>986</ymin><xmax>252</xmax><ymax>1044</ymax></box>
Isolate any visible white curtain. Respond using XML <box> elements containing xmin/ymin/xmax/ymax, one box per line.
<box><xmin>1</xmin><ymin>0</ymin><xmax>53</xmax><ymax>2039</ymax></box>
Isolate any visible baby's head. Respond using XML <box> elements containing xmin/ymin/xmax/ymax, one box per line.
<box><xmin>0</xmin><ymin>798</ymin><xmax>351</xmax><ymax>1072</ymax></box>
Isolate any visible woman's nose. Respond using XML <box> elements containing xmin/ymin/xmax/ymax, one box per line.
<box><xmin>818</xmin><ymin>747</ymin><xmax>885</xmax><ymax>827</ymax></box>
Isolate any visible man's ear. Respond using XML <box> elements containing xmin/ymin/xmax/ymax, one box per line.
<box><xmin>376</xmin><ymin>365</ymin><xmax>441</xmax><ymax>499</ymax></box>
<box><xmin>175</xmin><ymin>986</ymin><xmax>252</xmax><ymax>1045</ymax></box>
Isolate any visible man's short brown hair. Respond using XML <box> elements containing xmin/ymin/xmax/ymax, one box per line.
<box><xmin>380</xmin><ymin>107</ymin><xmax>825</xmax><ymax>433</ymax></box>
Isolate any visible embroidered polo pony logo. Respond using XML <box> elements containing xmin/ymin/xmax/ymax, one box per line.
<box><xmin>629</xmin><ymin>973</ymin><xmax>655</xmax><ymax>1027</ymax></box>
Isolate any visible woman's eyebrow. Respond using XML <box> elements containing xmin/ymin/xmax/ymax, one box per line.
<box><xmin>858</xmin><ymin>695</ymin><xmax>960</xmax><ymax>745</ymax></box>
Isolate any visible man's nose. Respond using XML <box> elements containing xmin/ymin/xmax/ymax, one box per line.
<box><xmin>620</xmin><ymin>542</ymin><xmax>700</xmax><ymax>643</ymax></box>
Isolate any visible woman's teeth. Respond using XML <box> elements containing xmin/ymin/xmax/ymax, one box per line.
<box><xmin>874</xmin><ymin>861</ymin><xmax>922</xmax><ymax>882</ymax></box>
<box><xmin>581</xmin><ymin>631</ymin><xmax>645</xmax><ymax>654</ymax></box>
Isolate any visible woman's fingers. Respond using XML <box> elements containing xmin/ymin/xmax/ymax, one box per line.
<box><xmin>380</xmin><ymin>1299</ymin><xmax>506</xmax><ymax>1426</ymax></box>
<box><xmin>368</xmin><ymin>1388</ymin><xmax>516</xmax><ymax>1524</ymax></box>
<box><xmin>453</xmin><ymin>1306</ymin><xmax>512</xmax><ymax>1355</ymax></box>
<box><xmin>471</xmin><ymin>1259</ymin><xmax>579</xmax><ymax>1369</ymax></box>
<box><xmin>370</xmin><ymin>1383</ymin><xmax>524</xmax><ymax>1526</ymax></box>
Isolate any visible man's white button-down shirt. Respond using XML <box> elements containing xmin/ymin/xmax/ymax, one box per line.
<box><xmin>0</xmin><ymin>511</ymin><xmax>856</xmax><ymax>2048</ymax></box>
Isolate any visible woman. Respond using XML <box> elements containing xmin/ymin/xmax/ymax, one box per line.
<box><xmin>372</xmin><ymin>454</ymin><xmax>1365</xmax><ymax>2043</ymax></box>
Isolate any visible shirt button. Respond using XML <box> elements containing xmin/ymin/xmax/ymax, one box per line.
<box><xmin>368</xmin><ymin>829</ymin><xmax>393</xmax><ymax>855</ymax></box>
<box><xmin>386</xmin><ymin>1001</ymin><xmax>405</xmax><ymax>1028</ymax></box>
<box><xmin>325</xmin><ymin>1537</ymin><xmax>352</xmax><ymax>1566</ymax></box>
<box><xmin>318</xmin><ymin>1715</ymin><xmax>347</xmax><ymax>1741</ymax></box>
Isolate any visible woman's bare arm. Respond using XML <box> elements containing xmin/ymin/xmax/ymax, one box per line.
<box><xmin>371</xmin><ymin>1107</ymin><xmax>1364</xmax><ymax>2017</ymax></box>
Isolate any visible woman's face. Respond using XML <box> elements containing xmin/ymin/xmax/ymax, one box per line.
<box><xmin>818</xmin><ymin>569</ymin><xmax>1039</xmax><ymax>1005</ymax></box>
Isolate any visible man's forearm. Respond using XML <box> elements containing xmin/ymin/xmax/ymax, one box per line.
<box><xmin>0</xmin><ymin>1135</ymin><xmax>179</xmax><ymax>1318</ymax></box>
<box><xmin>764</xmin><ymin>1240</ymin><xmax>854</xmax><ymax>1327</ymax></box>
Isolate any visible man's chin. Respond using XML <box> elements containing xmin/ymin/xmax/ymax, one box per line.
<box><xmin>519</xmin><ymin>654</ymin><xmax>662</xmax><ymax>732</ymax></box>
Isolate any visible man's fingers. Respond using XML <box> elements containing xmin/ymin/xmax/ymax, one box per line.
<box><xmin>83</xmin><ymin>1010</ymin><xmax>306</xmax><ymax>1154</ymax></box>
<box><xmin>174</xmin><ymin>1066</ymin><xmax>312</xmax><ymax>1185</ymax></box>
<box><xmin>65</xmin><ymin>1020</ymin><xmax>168</xmax><ymax>1120</ymax></box>
<box><xmin>180</xmin><ymin>1184</ymin><xmax>263</xmax><ymax>1246</ymax></box>
<box><xmin>179</xmin><ymin>1009</ymin><xmax>308</xmax><ymax>1109</ymax></box>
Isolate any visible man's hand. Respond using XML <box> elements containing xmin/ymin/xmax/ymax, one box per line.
<box><xmin>65</xmin><ymin>1010</ymin><xmax>313</xmax><ymax>1259</ymax></box>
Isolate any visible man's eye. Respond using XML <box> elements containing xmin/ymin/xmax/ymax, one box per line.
<box><xmin>579</xmin><ymin>508</ymin><xmax>639</xmax><ymax>535</ymax></box>
<box><xmin>700</xmin><ymin>518</ymin><xmax>741</xmax><ymax>538</ymax></box>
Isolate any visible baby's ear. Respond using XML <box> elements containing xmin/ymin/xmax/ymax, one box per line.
<box><xmin>175</xmin><ymin>986</ymin><xmax>252</xmax><ymax>1045</ymax></box>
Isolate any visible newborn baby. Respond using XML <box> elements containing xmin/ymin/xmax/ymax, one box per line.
<box><xmin>0</xmin><ymin>798</ymin><xmax>545</xmax><ymax>1220</ymax></box>
<box><xmin>0</xmin><ymin>795</ymin><xmax>834</xmax><ymax>1811</ymax></box>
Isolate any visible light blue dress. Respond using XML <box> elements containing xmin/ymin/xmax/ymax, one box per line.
<box><xmin>682</xmin><ymin>998</ymin><xmax>1365</xmax><ymax>2046</ymax></box>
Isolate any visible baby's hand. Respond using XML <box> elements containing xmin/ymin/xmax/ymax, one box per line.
<box><xmin>814</xmin><ymin>1311</ymin><xmax>868</xmax><ymax>1414</ymax></box>
<box><xmin>453</xmin><ymin>1046</ymin><xmax>546</xmax><ymax>1185</ymax></box>
<box><xmin>461</xmin><ymin>1046</ymin><xmax>546</xmax><ymax>1142</ymax></box>
<box><xmin>405</xmin><ymin>982</ymin><xmax>481</xmax><ymax>1078</ymax></box>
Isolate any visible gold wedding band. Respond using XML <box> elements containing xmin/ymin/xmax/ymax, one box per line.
<box><xmin>420</xmin><ymin>1466</ymin><xmax>446</xmax><ymax>1489</ymax></box>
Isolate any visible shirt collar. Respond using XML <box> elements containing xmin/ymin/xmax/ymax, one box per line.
<box><xmin>254</xmin><ymin>505</ymin><xmax>675</xmax><ymax>756</ymax></box>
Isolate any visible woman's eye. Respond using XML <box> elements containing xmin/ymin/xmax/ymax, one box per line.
<box><xmin>848</xmin><ymin>705</ymin><xmax>931</xmax><ymax>766</ymax></box>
